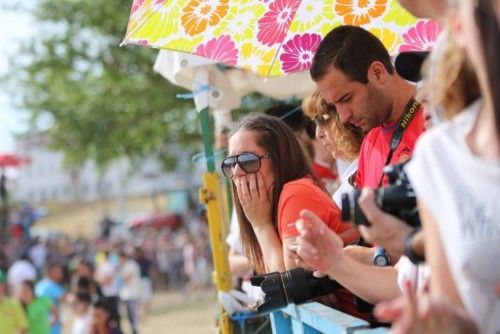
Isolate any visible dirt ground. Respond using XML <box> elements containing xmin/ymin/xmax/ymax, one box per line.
<box><xmin>139</xmin><ymin>289</ymin><xmax>218</xmax><ymax>334</ymax></box>
<box><xmin>63</xmin><ymin>289</ymin><xmax>218</xmax><ymax>334</ymax></box>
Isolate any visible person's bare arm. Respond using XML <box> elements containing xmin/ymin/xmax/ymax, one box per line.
<box><xmin>419</xmin><ymin>200</ymin><xmax>464</xmax><ymax>309</ymax></box>
<box><xmin>228</xmin><ymin>248</ymin><xmax>253</xmax><ymax>278</ymax></box>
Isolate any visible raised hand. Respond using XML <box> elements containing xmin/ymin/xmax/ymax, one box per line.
<box><xmin>292</xmin><ymin>209</ymin><xmax>345</xmax><ymax>276</ymax></box>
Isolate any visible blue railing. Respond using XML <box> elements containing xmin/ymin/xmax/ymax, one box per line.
<box><xmin>271</xmin><ymin>302</ymin><xmax>390</xmax><ymax>334</ymax></box>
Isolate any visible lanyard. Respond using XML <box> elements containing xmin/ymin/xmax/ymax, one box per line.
<box><xmin>378</xmin><ymin>98</ymin><xmax>422</xmax><ymax>187</ymax></box>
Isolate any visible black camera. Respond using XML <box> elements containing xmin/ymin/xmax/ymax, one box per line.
<box><xmin>250</xmin><ymin>267</ymin><xmax>340</xmax><ymax>314</ymax></box>
<box><xmin>341</xmin><ymin>162</ymin><xmax>420</xmax><ymax>227</ymax></box>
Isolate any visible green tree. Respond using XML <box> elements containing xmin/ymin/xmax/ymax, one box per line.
<box><xmin>6</xmin><ymin>0</ymin><xmax>200</xmax><ymax>171</ymax></box>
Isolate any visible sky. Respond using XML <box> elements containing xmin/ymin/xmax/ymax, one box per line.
<box><xmin>0</xmin><ymin>3</ymin><xmax>35</xmax><ymax>152</ymax></box>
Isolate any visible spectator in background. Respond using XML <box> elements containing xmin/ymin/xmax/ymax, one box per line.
<box><xmin>302</xmin><ymin>91</ymin><xmax>364</xmax><ymax>210</ymax></box>
<box><xmin>71</xmin><ymin>259</ymin><xmax>103</xmax><ymax>301</ymax></box>
<box><xmin>99</xmin><ymin>216</ymin><xmax>116</xmax><ymax>241</ymax></box>
<box><xmin>88</xmin><ymin>299</ymin><xmax>123</xmax><ymax>334</ymax></box>
<box><xmin>29</xmin><ymin>238</ymin><xmax>47</xmax><ymax>278</ymax></box>
<box><xmin>71</xmin><ymin>293</ymin><xmax>92</xmax><ymax>334</ymax></box>
<box><xmin>19</xmin><ymin>280</ymin><xmax>55</xmax><ymax>334</ymax></box>
<box><xmin>95</xmin><ymin>251</ymin><xmax>121</xmax><ymax>330</ymax></box>
<box><xmin>134</xmin><ymin>247</ymin><xmax>152</xmax><ymax>321</ymax></box>
<box><xmin>117</xmin><ymin>251</ymin><xmax>141</xmax><ymax>334</ymax></box>
<box><xmin>8</xmin><ymin>252</ymin><xmax>37</xmax><ymax>298</ymax></box>
<box><xmin>0</xmin><ymin>270</ymin><xmax>28</xmax><ymax>334</ymax></box>
<box><xmin>35</xmin><ymin>263</ymin><xmax>65</xmax><ymax>334</ymax></box>
<box><xmin>264</xmin><ymin>104</ymin><xmax>339</xmax><ymax>190</ymax></box>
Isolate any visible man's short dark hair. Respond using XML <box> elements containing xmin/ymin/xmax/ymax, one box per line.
<box><xmin>310</xmin><ymin>25</ymin><xmax>394</xmax><ymax>83</ymax></box>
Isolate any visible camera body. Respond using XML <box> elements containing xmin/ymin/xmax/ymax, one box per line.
<box><xmin>341</xmin><ymin>163</ymin><xmax>420</xmax><ymax>227</ymax></box>
<box><xmin>250</xmin><ymin>267</ymin><xmax>340</xmax><ymax>314</ymax></box>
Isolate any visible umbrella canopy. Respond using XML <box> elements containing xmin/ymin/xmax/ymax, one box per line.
<box><xmin>122</xmin><ymin>0</ymin><xmax>440</xmax><ymax>77</ymax></box>
<box><xmin>0</xmin><ymin>153</ymin><xmax>30</xmax><ymax>168</ymax></box>
<box><xmin>153</xmin><ymin>50</ymin><xmax>316</xmax><ymax>109</ymax></box>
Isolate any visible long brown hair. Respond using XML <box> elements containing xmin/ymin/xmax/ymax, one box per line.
<box><xmin>229</xmin><ymin>113</ymin><xmax>323</xmax><ymax>273</ymax></box>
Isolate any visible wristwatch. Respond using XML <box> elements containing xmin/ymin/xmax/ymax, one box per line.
<box><xmin>404</xmin><ymin>228</ymin><xmax>425</xmax><ymax>264</ymax></box>
<box><xmin>373</xmin><ymin>247</ymin><xmax>390</xmax><ymax>267</ymax></box>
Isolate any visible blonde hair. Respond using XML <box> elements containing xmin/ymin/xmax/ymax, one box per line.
<box><xmin>302</xmin><ymin>91</ymin><xmax>364</xmax><ymax>161</ymax></box>
<box><xmin>418</xmin><ymin>29</ymin><xmax>480</xmax><ymax>119</ymax></box>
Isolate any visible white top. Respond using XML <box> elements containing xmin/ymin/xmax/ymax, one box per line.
<box><xmin>7</xmin><ymin>260</ymin><xmax>37</xmax><ymax>296</ymax></box>
<box><xmin>71</xmin><ymin>312</ymin><xmax>91</xmax><ymax>334</ymax></box>
<box><xmin>29</xmin><ymin>244</ymin><xmax>47</xmax><ymax>270</ymax></box>
<box><xmin>406</xmin><ymin>100</ymin><xmax>500</xmax><ymax>334</ymax></box>
<box><xmin>95</xmin><ymin>261</ymin><xmax>119</xmax><ymax>297</ymax></box>
<box><xmin>118</xmin><ymin>259</ymin><xmax>142</xmax><ymax>300</ymax></box>
<box><xmin>336</xmin><ymin>159</ymin><xmax>352</xmax><ymax>179</ymax></box>
<box><xmin>332</xmin><ymin>158</ymin><xmax>358</xmax><ymax>207</ymax></box>
<box><xmin>226</xmin><ymin>210</ymin><xmax>243</xmax><ymax>254</ymax></box>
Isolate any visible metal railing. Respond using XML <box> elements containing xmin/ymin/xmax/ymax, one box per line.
<box><xmin>271</xmin><ymin>302</ymin><xmax>390</xmax><ymax>334</ymax></box>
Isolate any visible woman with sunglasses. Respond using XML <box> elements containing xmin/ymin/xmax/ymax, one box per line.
<box><xmin>222</xmin><ymin>113</ymin><xmax>354</xmax><ymax>275</ymax></box>
<box><xmin>302</xmin><ymin>91</ymin><xmax>364</xmax><ymax>209</ymax></box>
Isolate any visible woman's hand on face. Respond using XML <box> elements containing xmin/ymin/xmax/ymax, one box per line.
<box><xmin>291</xmin><ymin>209</ymin><xmax>345</xmax><ymax>277</ymax></box>
<box><xmin>235</xmin><ymin>172</ymin><xmax>273</xmax><ymax>228</ymax></box>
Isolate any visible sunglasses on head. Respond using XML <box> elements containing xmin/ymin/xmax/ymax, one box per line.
<box><xmin>314</xmin><ymin>113</ymin><xmax>333</xmax><ymax>128</ymax></box>
<box><xmin>221</xmin><ymin>152</ymin><xmax>270</xmax><ymax>178</ymax></box>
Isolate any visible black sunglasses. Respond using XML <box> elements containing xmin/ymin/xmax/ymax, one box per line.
<box><xmin>314</xmin><ymin>113</ymin><xmax>333</xmax><ymax>128</ymax></box>
<box><xmin>221</xmin><ymin>152</ymin><xmax>270</xmax><ymax>178</ymax></box>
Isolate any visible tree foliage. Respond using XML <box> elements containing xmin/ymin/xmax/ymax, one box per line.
<box><xmin>7</xmin><ymin>0</ymin><xmax>200</xmax><ymax>171</ymax></box>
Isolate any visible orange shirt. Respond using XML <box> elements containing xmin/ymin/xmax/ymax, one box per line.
<box><xmin>277</xmin><ymin>177</ymin><xmax>350</xmax><ymax>240</ymax></box>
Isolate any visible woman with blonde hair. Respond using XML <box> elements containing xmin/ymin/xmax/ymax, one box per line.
<box><xmin>302</xmin><ymin>91</ymin><xmax>364</xmax><ymax>208</ymax></box>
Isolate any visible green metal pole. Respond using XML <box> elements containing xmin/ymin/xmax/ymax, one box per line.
<box><xmin>199</xmin><ymin>106</ymin><xmax>215</xmax><ymax>172</ymax></box>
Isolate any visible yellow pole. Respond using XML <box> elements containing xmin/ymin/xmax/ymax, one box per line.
<box><xmin>199</xmin><ymin>171</ymin><xmax>233</xmax><ymax>334</ymax></box>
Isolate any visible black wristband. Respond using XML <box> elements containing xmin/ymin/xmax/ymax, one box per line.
<box><xmin>404</xmin><ymin>228</ymin><xmax>425</xmax><ymax>264</ymax></box>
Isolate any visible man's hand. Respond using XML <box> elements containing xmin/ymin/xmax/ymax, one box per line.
<box><xmin>357</xmin><ymin>188</ymin><xmax>413</xmax><ymax>259</ymax></box>
<box><xmin>291</xmin><ymin>210</ymin><xmax>345</xmax><ymax>277</ymax></box>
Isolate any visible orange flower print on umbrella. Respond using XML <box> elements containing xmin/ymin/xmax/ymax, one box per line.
<box><xmin>181</xmin><ymin>0</ymin><xmax>229</xmax><ymax>36</ymax></box>
<box><xmin>335</xmin><ymin>0</ymin><xmax>387</xmax><ymax>25</ymax></box>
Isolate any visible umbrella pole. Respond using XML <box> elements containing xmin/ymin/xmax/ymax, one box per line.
<box><xmin>198</xmin><ymin>106</ymin><xmax>233</xmax><ymax>334</ymax></box>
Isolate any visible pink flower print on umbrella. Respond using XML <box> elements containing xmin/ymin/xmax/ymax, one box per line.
<box><xmin>399</xmin><ymin>20</ymin><xmax>441</xmax><ymax>52</ymax></box>
<box><xmin>137</xmin><ymin>39</ymin><xmax>150</xmax><ymax>46</ymax></box>
<box><xmin>195</xmin><ymin>35</ymin><xmax>238</xmax><ymax>65</ymax></box>
<box><xmin>280</xmin><ymin>33</ymin><xmax>321</xmax><ymax>73</ymax></box>
<box><xmin>257</xmin><ymin>0</ymin><xmax>301</xmax><ymax>46</ymax></box>
<box><xmin>131</xmin><ymin>0</ymin><xmax>145</xmax><ymax>13</ymax></box>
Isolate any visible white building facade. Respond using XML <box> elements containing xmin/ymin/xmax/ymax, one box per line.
<box><xmin>13</xmin><ymin>131</ymin><xmax>202</xmax><ymax>205</ymax></box>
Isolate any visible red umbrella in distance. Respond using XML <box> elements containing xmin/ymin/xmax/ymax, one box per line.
<box><xmin>0</xmin><ymin>153</ymin><xmax>31</xmax><ymax>168</ymax></box>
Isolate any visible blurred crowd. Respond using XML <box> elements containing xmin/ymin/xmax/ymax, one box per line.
<box><xmin>0</xmin><ymin>207</ymin><xmax>213</xmax><ymax>334</ymax></box>
<box><xmin>221</xmin><ymin>0</ymin><xmax>499</xmax><ymax>333</ymax></box>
